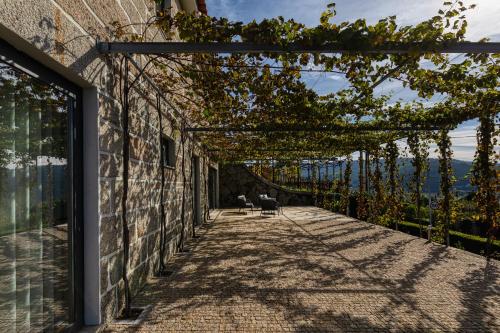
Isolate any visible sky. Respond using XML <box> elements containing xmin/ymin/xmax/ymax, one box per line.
<box><xmin>205</xmin><ymin>0</ymin><xmax>500</xmax><ymax>161</ymax></box>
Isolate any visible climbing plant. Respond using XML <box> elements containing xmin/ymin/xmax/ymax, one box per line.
<box><xmin>340</xmin><ymin>156</ymin><xmax>352</xmax><ymax>215</ymax></box>
<box><xmin>357</xmin><ymin>152</ymin><xmax>368</xmax><ymax>220</ymax></box>
<box><xmin>368</xmin><ymin>147</ymin><xmax>385</xmax><ymax>224</ymax></box>
<box><xmin>436</xmin><ymin>129</ymin><xmax>455</xmax><ymax>246</ymax></box>
<box><xmin>384</xmin><ymin>140</ymin><xmax>402</xmax><ymax>229</ymax></box>
<box><xmin>407</xmin><ymin>132</ymin><xmax>430</xmax><ymax>236</ymax></box>
<box><xmin>472</xmin><ymin>104</ymin><xmax>499</xmax><ymax>256</ymax></box>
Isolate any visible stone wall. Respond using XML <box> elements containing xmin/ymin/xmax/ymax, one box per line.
<box><xmin>0</xmin><ymin>0</ymin><xmax>216</xmax><ymax>324</ymax></box>
<box><xmin>220</xmin><ymin>164</ymin><xmax>313</xmax><ymax>207</ymax></box>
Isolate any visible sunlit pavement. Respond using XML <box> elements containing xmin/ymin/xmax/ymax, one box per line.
<box><xmin>105</xmin><ymin>207</ymin><xmax>500</xmax><ymax>332</ymax></box>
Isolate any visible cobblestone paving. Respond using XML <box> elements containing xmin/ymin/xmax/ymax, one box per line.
<box><xmin>106</xmin><ymin>207</ymin><xmax>500</xmax><ymax>332</ymax></box>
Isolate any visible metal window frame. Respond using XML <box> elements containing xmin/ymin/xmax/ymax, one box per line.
<box><xmin>0</xmin><ymin>38</ymin><xmax>84</xmax><ymax>332</ymax></box>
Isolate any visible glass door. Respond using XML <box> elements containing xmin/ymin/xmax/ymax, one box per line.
<box><xmin>0</xmin><ymin>44</ymin><xmax>82</xmax><ymax>332</ymax></box>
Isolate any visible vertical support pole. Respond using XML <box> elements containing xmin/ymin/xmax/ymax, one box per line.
<box><xmin>296</xmin><ymin>160</ymin><xmax>300</xmax><ymax>189</ymax></box>
<box><xmin>332</xmin><ymin>159</ymin><xmax>336</xmax><ymax>190</ymax></box>
<box><xmin>359</xmin><ymin>151</ymin><xmax>364</xmax><ymax>193</ymax></box>
<box><xmin>358</xmin><ymin>151</ymin><xmax>365</xmax><ymax>220</ymax></box>
<box><xmin>365</xmin><ymin>151</ymin><xmax>370</xmax><ymax>194</ymax></box>
<box><xmin>157</xmin><ymin>92</ymin><xmax>169</xmax><ymax>275</ymax></box>
<box><xmin>272</xmin><ymin>159</ymin><xmax>275</xmax><ymax>183</ymax></box>
<box><xmin>428</xmin><ymin>166</ymin><xmax>432</xmax><ymax>242</ymax></box>
<box><xmin>121</xmin><ymin>57</ymin><xmax>131</xmax><ymax>317</ymax></box>
<box><xmin>325</xmin><ymin>160</ymin><xmax>329</xmax><ymax>189</ymax></box>
<box><xmin>318</xmin><ymin>161</ymin><xmax>322</xmax><ymax>188</ymax></box>
<box><xmin>338</xmin><ymin>160</ymin><xmax>343</xmax><ymax>194</ymax></box>
<box><xmin>307</xmin><ymin>162</ymin><xmax>311</xmax><ymax>191</ymax></box>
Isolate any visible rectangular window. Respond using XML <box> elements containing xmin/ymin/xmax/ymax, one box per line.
<box><xmin>161</xmin><ymin>136</ymin><xmax>175</xmax><ymax>168</ymax></box>
<box><xmin>156</xmin><ymin>0</ymin><xmax>172</xmax><ymax>16</ymax></box>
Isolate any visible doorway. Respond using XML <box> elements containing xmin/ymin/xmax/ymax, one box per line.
<box><xmin>191</xmin><ymin>155</ymin><xmax>201</xmax><ymax>226</ymax></box>
<box><xmin>208</xmin><ymin>167</ymin><xmax>218</xmax><ymax>209</ymax></box>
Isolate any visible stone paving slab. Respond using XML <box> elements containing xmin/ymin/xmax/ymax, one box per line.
<box><xmin>105</xmin><ymin>207</ymin><xmax>500</xmax><ymax>332</ymax></box>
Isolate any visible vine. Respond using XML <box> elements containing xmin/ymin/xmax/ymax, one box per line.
<box><xmin>157</xmin><ymin>93</ymin><xmax>169</xmax><ymax>275</ymax></box>
<box><xmin>407</xmin><ymin>132</ymin><xmax>430</xmax><ymax>237</ymax></box>
<box><xmin>340</xmin><ymin>156</ymin><xmax>352</xmax><ymax>215</ymax></box>
<box><xmin>357</xmin><ymin>151</ymin><xmax>367</xmax><ymax>220</ymax></box>
<box><xmin>119</xmin><ymin>57</ymin><xmax>131</xmax><ymax>318</ymax></box>
<box><xmin>369</xmin><ymin>148</ymin><xmax>385</xmax><ymax>224</ymax></box>
<box><xmin>472</xmin><ymin>103</ymin><xmax>499</xmax><ymax>257</ymax></box>
<box><xmin>385</xmin><ymin>140</ymin><xmax>402</xmax><ymax>229</ymax></box>
<box><xmin>436</xmin><ymin>129</ymin><xmax>455</xmax><ymax>246</ymax></box>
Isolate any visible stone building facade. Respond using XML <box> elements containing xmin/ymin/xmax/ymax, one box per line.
<box><xmin>0</xmin><ymin>0</ymin><xmax>217</xmax><ymax>329</ymax></box>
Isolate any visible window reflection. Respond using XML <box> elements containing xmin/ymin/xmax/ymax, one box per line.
<box><xmin>0</xmin><ymin>61</ymin><xmax>73</xmax><ymax>332</ymax></box>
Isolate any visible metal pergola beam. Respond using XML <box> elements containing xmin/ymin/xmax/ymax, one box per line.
<box><xmin>207</xmin><ymin>148</ymin><xmax>356</xmax><ymax>152</ymax></box>
<box><xmin>185</xmin><ymin>125</ymin><xmax>439</xmax><ymax>132</ymax></box>
<box><xmin>226</xmin><ymin>157</ymin><xmax>348</xmax><ymax>162</ymax></box>
<box><xmin>97</xmin><ymin>41</ymin><xmax>500</xmax><ymax>54</ymax></box>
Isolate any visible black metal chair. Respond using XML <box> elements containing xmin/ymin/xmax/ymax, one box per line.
<box><xmin>257</xmin><ymin>194</ymin><xmax>268</xmax><ymax>207</ymax></box>
<box><xmin>260</xmin><ymin>198</ymin><xmax>280</xmax><ymax>215</ymax></box>
<box><xmin>237</xmin><ymin>195</ymin><xmax>254</xmax><ymax>214</ymax></box>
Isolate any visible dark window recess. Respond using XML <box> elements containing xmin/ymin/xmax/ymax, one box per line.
<box><xmin>156</xmin><ymin>0</ymin><xmax>172</xmax><ymax>15</ymax></box>
<box><xmin>161</xmin><ymin>136</ymin><xmax>175</xmax><ymax>168</ymax></box>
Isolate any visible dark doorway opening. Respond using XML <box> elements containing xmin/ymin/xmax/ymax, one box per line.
<box><xmin>191</xmin><ymin>156</ymin><xmax>201</xmax><ymax>226</ymax></box>
<box><xmin>208</xmin><ymin>167</ymin><xmax>217</xmax><ymax>210</ymax></box>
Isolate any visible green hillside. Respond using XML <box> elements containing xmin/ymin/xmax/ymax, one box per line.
<box><xmin>312</xmin><ymin>158</ymin><xmax>475</xmax><ymax>194</ymax></box>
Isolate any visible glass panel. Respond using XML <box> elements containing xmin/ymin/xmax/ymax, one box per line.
<box><xmin>0</xmin><ymin>61</ymin><xmax>73</xmax><ymax>332</ymax></box>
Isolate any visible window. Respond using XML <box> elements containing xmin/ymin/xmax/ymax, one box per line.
<box><xmin>156</xmin><ymin>0</ymin><xmax>172</xmax><ymax>16</ymax></box>
<box><xmin>161</xmin><ymin>135</ymin><xmax>175</xmax><ymax>168</ymax></box>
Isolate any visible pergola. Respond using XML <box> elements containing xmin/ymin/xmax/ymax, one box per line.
<box><xmin>98</xmin><ymin>7</ymin><xmax>499</xmax><ymax>319</ymax></box>
<box><xmin>97</xmin><ymin>40</ymin><xmax>499</xmax><ymax>151</ymax></box>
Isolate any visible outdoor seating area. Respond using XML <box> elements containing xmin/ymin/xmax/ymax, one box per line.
<box><xmin>237</xmin><ymin>195</ymin><xmax>254</xmax><ymax>213</ymax></box>
<box><xmin>237</xmin><ymin>194</ymin><xmax>282</xmax><ymax>215</ymax></box>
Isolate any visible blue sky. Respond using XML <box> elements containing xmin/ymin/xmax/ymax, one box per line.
<box><xmin>205</xmin><ymin>0</ymin><xmax>500</xmax><ymax>161</ymax></box>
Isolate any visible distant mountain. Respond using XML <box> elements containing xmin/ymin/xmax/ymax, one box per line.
<box><xmin>303</xmin><ymin>158</ymin><xmax>475</xmax><ymax>194</ymax></box>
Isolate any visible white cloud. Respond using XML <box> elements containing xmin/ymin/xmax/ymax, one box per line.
<box><xmin>327</xmin><ymin>74</ymin><xmax>344</xmax><ymax>81</ymax></box>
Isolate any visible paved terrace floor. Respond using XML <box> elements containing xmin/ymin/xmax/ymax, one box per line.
<box><xmin>106</xmin><ymin>207</ymin><xmax>500</xmax><ymax>332</ymax></box>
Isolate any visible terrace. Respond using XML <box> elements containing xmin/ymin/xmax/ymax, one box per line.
<box><xmin>95</xmin><ymin>2</ymin><xmax>500</xmax><ymax>331</ymax></box>
<box><xmin>105</xmin><ymin>207</ymin><xmax>500</xmax><ymax>332</ymax></box>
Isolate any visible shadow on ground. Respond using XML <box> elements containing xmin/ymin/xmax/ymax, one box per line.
<box><xmin>105</xmin><ymin>207</ymin><xmax>500</xmax><ymax>332</ymax></box>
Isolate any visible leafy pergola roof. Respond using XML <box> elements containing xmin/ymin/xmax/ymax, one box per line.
<box><xmin>102</xmin><ymin>1</ymin><xmax>499</xmax><ymax>162</ymax></box>
<box><xmin>103</xmin><ymin>2</ymin><xmax>499</xmax><ymax>314</ymax></box>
